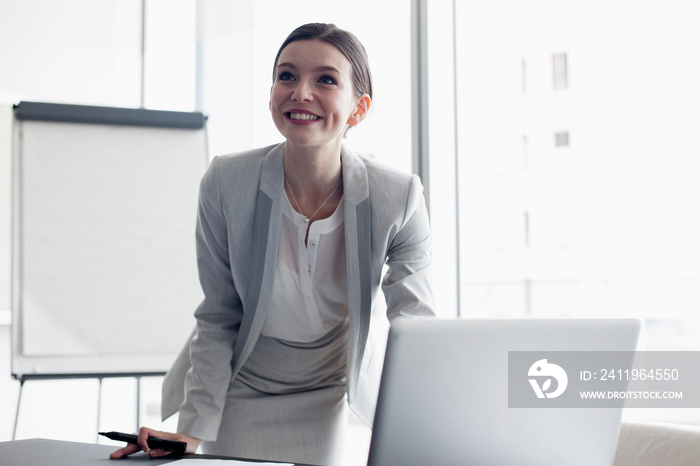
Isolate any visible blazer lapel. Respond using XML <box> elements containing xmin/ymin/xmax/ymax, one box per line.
<box><xmin>231</xmin><ymin>144</ymin><xmax>285</xmax><ymax>375</ymax></box>
<box><xmin>342</xmin><ymin>146</ymin><xmax>372</xmax><ymax>404</ymax></box>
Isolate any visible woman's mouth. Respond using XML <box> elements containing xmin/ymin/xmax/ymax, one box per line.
<box><xmin>286</xmin><ymin>111</ymin><xmax>320</xmax><ymax>121</ymax></box>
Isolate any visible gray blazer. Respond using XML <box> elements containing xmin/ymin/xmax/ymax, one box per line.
<box><xmin>161</xmin><ymin>142</ymin><xmax>434</xmax><ymax>441</ymax></box>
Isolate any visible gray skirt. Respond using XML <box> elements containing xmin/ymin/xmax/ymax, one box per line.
<box><xmin>201</xmin><ymin>319</ymin><xmax>349</xmax><ymax>465</ymax></box>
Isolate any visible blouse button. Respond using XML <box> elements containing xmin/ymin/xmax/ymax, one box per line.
<box><xmin>310</xmin><ymin>241</ymin><xmax>317</xmax><ymax>248</ymax></box>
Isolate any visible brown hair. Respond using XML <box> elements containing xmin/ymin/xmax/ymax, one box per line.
<box><xmin>272</xmin><ymin>23</ymin><xmax>373</xmax><ymax>99</ymax></box>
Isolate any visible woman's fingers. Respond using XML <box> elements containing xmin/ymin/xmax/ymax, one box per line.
<box><xmin>136</xmin><ymin>426</ymin><xmax>169</xmax><ymax>453</ymax></box>
<box><xmin>108</xmin><ymin>426</ymin><xmax>200</xmax><ymax>458</ymax></box>
<box><xmin>108</xmin><ymin>427</ymin><xmax>167</xmax><ymax>459</ymax></box>
<box><xmin>141</xmin><ymin>429</ymin><xmax>201</xmax><ymax>455</ymax></box>
<box><xmin>109</xmin><ymin>442</ymin><xmax>142</xmax><ymax>459</ymax></box>
<box><xmin>148</xmin><ymin>448</ymin><xmax>173</xmax><ymax>457</ymax></box>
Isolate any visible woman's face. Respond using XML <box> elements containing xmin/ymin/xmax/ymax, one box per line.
<box><xmin>270</xmin><ymin>39</ymin><xmax>368</xmax><ymax>152</ymax></box>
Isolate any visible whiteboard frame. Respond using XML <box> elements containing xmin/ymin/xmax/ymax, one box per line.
<box><xmin>11</xmin><ymin>101</ymin><xmax>207</xmax><ymax>382</ymax></box>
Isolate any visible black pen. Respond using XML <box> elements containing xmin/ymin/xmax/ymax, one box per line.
<box><xmin>99</xmin><ymin>431</ymin><xmax>187</xmax><ymax>454</ymax></box>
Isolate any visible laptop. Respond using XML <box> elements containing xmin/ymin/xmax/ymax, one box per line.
<box><xmin>366</xmin><ymin>318</ymin><xmax>641</xmax><ymax>466</ymax></box>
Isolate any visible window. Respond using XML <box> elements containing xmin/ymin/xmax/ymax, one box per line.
<box><xmin>552</xmin><ymin>53</ymin><xmax>568</xmax><ymax>90</ymax></box>
<box><xmin>142</xmin><ymin>0</ymin><xmax>196</xmax><ymax>111</ymax></box>
<box><xmin>440</xmin><ymin>0</ymin><xmax>700</xmax><ymax>424</ymax></box>
<box><xmin>554</xmin><ymin>131</ymin><xmax>569</xmax><ymax>147</ymax></box>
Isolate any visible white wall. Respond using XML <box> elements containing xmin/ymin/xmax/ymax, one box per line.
<box><xmin>0</xmin><ymin>104</ymin><xmax>11</xmax><ymax>318</ymax></box>
<box><xmin>0</xmin><ymin>101</ymin><xmax>15</xmax><ymax>441</ymax></box>
<box><xmin>0</xmin><ymin>0</ymin><xmax>142</xmax><ymax>107</ymax></box>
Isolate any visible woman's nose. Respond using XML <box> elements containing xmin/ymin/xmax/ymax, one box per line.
<box><xmin>291</xmin><ymin>81</ymin><xmax>312</xmax><ymax>102</ymax></box>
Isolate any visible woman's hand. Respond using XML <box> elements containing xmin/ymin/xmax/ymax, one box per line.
<box><xmin>109</xmin><ymin>426</ymin><xmax>201</xmax><ymax>458</ymax></box>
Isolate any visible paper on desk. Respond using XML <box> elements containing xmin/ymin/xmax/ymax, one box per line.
<box><xmin>172</xmin><ymin>459</ymin><xmax>293</xmax><ymax>465</ymax></box>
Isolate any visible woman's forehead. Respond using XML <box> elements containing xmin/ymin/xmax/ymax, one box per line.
<box><xmin>277</xmin><ymin>40</ymin><xmax>352</xmax><ymax>74</ymax></box>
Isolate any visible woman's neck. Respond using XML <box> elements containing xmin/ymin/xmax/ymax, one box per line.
<box><xmin>283</xmin><ymin>142</ymin><xmax>343</xmax><ymax>193</ymax></box>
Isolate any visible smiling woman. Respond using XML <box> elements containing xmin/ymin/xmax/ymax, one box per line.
<box><xmin>109</xmin><ymin>23</ymin><xmax>434</xmax><ymax>465</ymax></box>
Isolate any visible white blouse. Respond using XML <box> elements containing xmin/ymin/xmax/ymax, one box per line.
<box><xmin>261</xmin><ymin>193</ymin><xmax>349</xmax><ymax>343</ymax></box>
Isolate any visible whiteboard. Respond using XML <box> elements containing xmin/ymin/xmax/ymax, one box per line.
<box><xmin>12</xmin><ymin>102</ymin><xmax>207</xmax><ymax>379</ymax></box>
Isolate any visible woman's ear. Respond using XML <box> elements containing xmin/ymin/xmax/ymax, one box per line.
<box><xmin>347</xmin><ymin>94</ymin><xmax>371</xmax><ymax>127</ymax></box>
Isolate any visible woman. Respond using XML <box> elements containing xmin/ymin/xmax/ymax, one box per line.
<box><xmin>111</xmin><ymin>22</ymin><xmax>434</xmax><ymax>465</ymax></box>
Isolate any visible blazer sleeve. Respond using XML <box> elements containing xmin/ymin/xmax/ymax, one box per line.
<box><xmin>177</xmin><ymin>156</ymin><xmax>244</xmax><ymax>441</ymax></box>
<box><xmin>381</xmin><ymin>174</ymin><xmax>435</xmax><ymax>320</ymax></box>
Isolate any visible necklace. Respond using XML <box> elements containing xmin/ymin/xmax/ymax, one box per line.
<box><xmin>284</xmin><ymin>176</ymin><xmax>342</xmax><ymax>223</ymax></box>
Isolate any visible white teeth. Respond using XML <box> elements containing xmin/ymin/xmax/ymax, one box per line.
<box><xmin>290</xmin><ymin>112</ymin><xmax>319</xmax><ymax>121</ymax></box>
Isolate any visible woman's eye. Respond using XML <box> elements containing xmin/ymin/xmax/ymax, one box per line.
<box><xmin>319</xmin><ymin>75</ymin><xmax>337</xmax><ymax>85</ymax></box>
<box><xmin>278</xmin><ymin>71</ymin><xmax>294</xmax><ymax>81</ymax></box>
